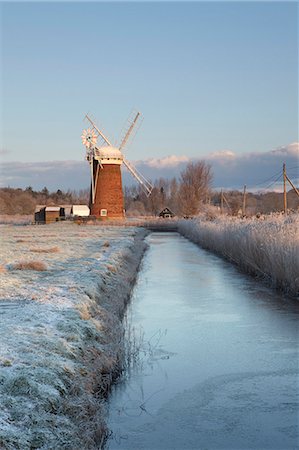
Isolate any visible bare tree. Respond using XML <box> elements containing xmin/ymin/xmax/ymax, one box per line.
<box><xmin>126</xmin><ymin>200</ymin><xmax>146</xmax><ymax>217</ymax></box>
<box><xmin>178</xmin><ymin>161</ymin><xmax>213</xmax><ymax>216</ymax></box>
<box><xmin>226</xmin><ymin>190</ymin><xmax>242</xmax><ymax>216</ymax></box>
<box><xmin>168</xmin><ymin>177</ymin><xmax>179</xmax><ymax>214</ymax></box>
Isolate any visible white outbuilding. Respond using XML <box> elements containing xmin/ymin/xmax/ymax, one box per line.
<box><xmin>72</xmin><ymin>205</ymin><xmax>90</xmax><ymax>217</ymax></box>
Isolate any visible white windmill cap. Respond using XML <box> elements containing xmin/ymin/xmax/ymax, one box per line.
<box><xmin>94</xmin><ymin>146</ymin><xmax>123</xmax><ymax>161</ymax></box>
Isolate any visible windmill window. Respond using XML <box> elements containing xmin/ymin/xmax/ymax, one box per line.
<box><xmin>100</xmin><ymin>209</ymin><xmax>107</xmax><ymax>217</ymax></box>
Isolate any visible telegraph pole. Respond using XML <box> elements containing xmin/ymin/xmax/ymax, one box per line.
<box><xmin>283</xmin><ymin>163</ymin><xmax>287</xmax><ymax>214</ymax></box>
<box><xmin>285</xmin><ymin>172</ymin><xmax>299</xmax><ymax>198</ymax></box>
<box><xmin>242</xmin><ymin>185</ymin><xmax>246</xmax><ymax>217</ymax></box>
<box><xmin>220</xmin><ymin>189</ymin><xmax>223</xmax><ymax>214</ymax></box>
<box><xmin>222</xmin><ymin>192</ymin><xmax>231</xmax><ymax>213</ymax></box>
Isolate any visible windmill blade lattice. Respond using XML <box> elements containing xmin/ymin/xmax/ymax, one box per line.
<box><xmin>123</xmin><ymin>158</ymin><xmax>153</xmax><ymax>197</ymax></box>
<box><xmin>85</xmin><ymin>114</ymin><xmax>112</xmax><ymax>147</ymax></box>
<box><xmin>119</xmin><ymin>111</ymin><xmax>143</xmax><ymax>152</ymax></box>
<box><xmin>81</xmin><ymin>110</ymin><xmax>153</xmax><ymax>220</ymax></box>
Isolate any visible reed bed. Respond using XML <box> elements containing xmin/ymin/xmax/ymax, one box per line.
<box><xmin>178</xmin><ymin>213</ymin><xmax>299</xmax><ymax>297</ymax></box>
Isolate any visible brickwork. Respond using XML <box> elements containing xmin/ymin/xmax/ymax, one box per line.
<box><xmin>90</xmin><ymin>164</ymin><xmax>124</xmax><ymax>219</ymax></box>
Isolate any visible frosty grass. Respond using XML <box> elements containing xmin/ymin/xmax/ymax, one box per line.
<box><xmin>0</xmin><ymin>222</ymin><xmax>147</xmax><ymax>449</ymax></box>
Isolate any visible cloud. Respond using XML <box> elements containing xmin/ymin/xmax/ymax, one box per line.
<box><xmin>205</xmin><ymin>142</ymin><xmax>299</xmax><ymax>190</ymax></box>
<box><xmin>144</xmin><ymin>155</ymin><xmax>190</xmax><ymax>168</ymax></box>
<box><xmin>270</xmin><ymin>142</ymin><xmax>299</xmax><ymax>157</ymax></box>
<box><xmin>132</xmin><ymin>142</ymin><xmax>299</xmax><ymax>191</ymax></box>
<box><xmin>0</xmin><ymin>143</ymin><xmax>298</xmax><ymax>192</ymax></box>
<box><xmin>0</xmin><ymin>160</ymin><xmax>89</xmax><ymax>191</ymax></box>
<box><xmin>208</xmin><ymin>150</ymin><xmax>236</xmax><ymax>160</ymax></box>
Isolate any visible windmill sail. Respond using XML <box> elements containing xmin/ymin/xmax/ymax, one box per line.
<box><xmin>119</xmin><ymin>111</ymin><xmax>141</xmax><ymax>151</ymax></box>
<box><xmin>123</xmin><ymin>158</ymin><xmax>153</xmax><ymax>197</ymax></box>
<box><xmin>85</xmin><ymin>114</ymin><xmax>112</xmax><ymax>146</ymax></box>
<box><xmin>82</xmin><ymin>110</ymin><xmax>152</xmax><ymax>219</ymax></box>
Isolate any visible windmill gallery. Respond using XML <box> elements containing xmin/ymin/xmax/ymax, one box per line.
<box><xmin>81</xmin><ymin>111</ymin><xmax>153</xmax><ymax>220</ymax></box>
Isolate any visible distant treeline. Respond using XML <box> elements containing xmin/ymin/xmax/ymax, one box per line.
<box><xmin>0</xmin><ymin>161</ymin><xmax>298</xmax><ymax>216</ymax></box>
<box><xmin>125</xmin><ymin>181</ymin><xmax>298</xmax><ymax>217</ymax></box>
<box><xmin>124</xmin><ymin>161</ymin><xmax>298</xmax><ymax>216</ymax></box>
<box><xmin>0</xmin><ymin>186</ymin><xmax>89</xmax><ymax>215</ymax></box>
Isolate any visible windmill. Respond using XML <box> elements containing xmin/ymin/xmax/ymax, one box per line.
<box><xmin>81</xmin><ymin>111</ymin><xmax>153</xmax><ymax>219</ymax></box>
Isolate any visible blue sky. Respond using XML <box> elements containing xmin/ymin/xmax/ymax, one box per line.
<box><xmin>0</xmin><ymin>1</ymin><xmax>298</xmax><ymax>190</ymax></box>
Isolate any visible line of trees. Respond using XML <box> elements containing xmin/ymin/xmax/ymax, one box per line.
<box><xmin>125</xmin><ymin>161</ymin><xmax>213</xmax><ymax>217</ymax></box>
<box><xmin>0</xmin><ymin>186</ymin><xmax>89</xmax><ymax>215</ymax></box>
<box><xmin>125</xmin><ymin>161</ymin><xmax>298</xmax><ymax>217</ymax></box>
<box><xmin>0</xmin><ymin>160</ymin><xmax>297</xmax><ymax>216</ymax></box>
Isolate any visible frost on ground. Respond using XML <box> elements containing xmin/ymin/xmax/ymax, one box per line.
<box><xmin>178</xmin><ymin>213</ymin><xmax>299</xmax><ymax>297</ymax></box>
<box><xmin>0</xmin><ymin>215</ymin><xmax>32</xmax><ymax>225</ymax></box>
<box><xmin>0</xmin><ymin>223</ymin><xmax>147</xmax><ymax>449</ymax></box>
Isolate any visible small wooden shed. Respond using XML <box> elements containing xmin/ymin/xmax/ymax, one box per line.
<box><xmin>44</xmin><ymin>206</ymin><xmax>61</xmax><ymax>224</ymax></box>
<box><xmin>34</xmin><ymin>204</ymin><xmax>90</xmax><ymax>223</ymax></box>
<box><xmin>35</xmin><ymin>206</ymin><xmax>61</xmax><ymax>224</ymax></box>
<box><xmin>159</xmin><ymin>207</ymin><xmax>175</xmax><ymax>219</ymax></box>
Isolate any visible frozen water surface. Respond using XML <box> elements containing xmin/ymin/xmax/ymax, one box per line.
<box><xmin>107</xmin><ymin>232</ymin><xmax>299</xmax><ymax>450</ymax></box>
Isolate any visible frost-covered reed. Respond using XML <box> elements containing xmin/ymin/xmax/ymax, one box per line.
<box><xmin>178</xmin><ymin>213</ymin><xmax>299</xmax><ymax>297</ymax></box>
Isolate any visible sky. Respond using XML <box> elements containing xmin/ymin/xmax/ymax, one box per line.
<box><xmin>0</xmin><ymin>1</ymin><xmax>298</xmax><ymax>190</ymax></box>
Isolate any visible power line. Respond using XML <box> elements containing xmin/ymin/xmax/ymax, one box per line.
<box><xmin>251</xmin><ymin>169</ymin><xmax>282</xmax><ymax>188</ymax></box>
<box><xmin>263</xmin><ymin>173</ymin><xmax>283</xmax><ymax>190</ymax></box>
<box><xmin>236</xmin><ymin>166</ymin><xmax>297</xmax><ymax>192</ymax></box>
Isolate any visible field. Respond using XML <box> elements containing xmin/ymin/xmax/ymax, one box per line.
<box><xmin>0</xmin><ymin>222</ymin><xmax>147</xmax><ymax>449</ymax></box>
<box><xmin>178</xmin><ymin>212</ymin><xmax>299</xmax><ymax>297</ymax></box>
<box><xmin>0</xmin><ymin>213</ymin><xmax>297</xmax><ymax>448</ymax></box>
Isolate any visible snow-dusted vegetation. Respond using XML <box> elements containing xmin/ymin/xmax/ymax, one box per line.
<box><xmin>178</xmin><ymin>213</ymin><xmax>299</xmax><ymax>297</ymax></box>
<box><xmin>0</xmin><ymin>215</ymin><xmax>33</xmax><ymax>225</ymax></box>
<box><xmin>0</xmin><ymin>223</ymin><xmax>147</xmax><ymax>449</ymax></box>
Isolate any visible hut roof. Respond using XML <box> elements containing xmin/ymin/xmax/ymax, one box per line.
<box><xmin>45</xmin><ymin>206</ymin><xmax>60</xmax><ymax>212</ymax></box>
<box><xmin>159</xmin><ymin>207</ymin><xmax>175</xmax><ymax>217</ymax></box>
<box><xmin>34</xmin><ymin>205</ymin><xmax>46</xmax><ymax>213</ymax></box>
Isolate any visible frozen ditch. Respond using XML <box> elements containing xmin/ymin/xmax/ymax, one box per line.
<box><xmin>106</xmin><ymin>232</ymin><xmax>299</xmax><ymax>449</ymax></box>
<box><xmin>0</xmin><ymin>223</ymin><xmax>148</xmax><ymax>450</ymax></box>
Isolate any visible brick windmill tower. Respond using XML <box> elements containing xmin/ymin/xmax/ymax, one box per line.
<box><xmin>81</xmin><ymin>111</ymin><xmax>153</xmax><ymax>219</ymax></box>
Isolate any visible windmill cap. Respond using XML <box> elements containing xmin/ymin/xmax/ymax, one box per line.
<box><xmin>94</xmin><ymin>146</ymin><xmax>123</xmax><ymax>161</ymax></box>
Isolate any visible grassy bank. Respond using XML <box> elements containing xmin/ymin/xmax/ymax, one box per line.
<box><xmin>178</xmin><ymin>213</ymin><xmax>299</xmax><ymax>298</ymax></box>
<box><xmin>0</xmin><ymin>223</ymin><xmax>148</xmax><ymax>449</ymax></box>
